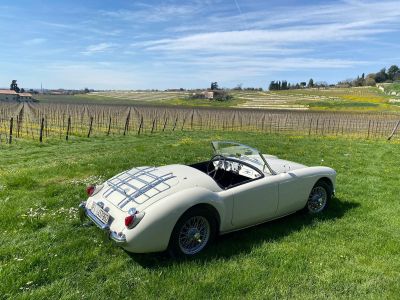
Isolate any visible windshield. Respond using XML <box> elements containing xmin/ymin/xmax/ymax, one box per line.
<box><xmin>211</xmin><ymin>141</ymin><xmax>276</xmax><ymax>175</ymax></box>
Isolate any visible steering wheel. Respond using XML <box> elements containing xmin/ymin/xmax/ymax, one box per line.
<box><xmin>206</xmin><ymin>155</ymin><xmax>226</xmax><ymax>180</ymax></box>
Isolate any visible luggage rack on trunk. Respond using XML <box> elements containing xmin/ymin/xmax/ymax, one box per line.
<box><xmin>103</xmin><ymin>166</ymin><xmax>176</xmax><ymax>208</ymax></box>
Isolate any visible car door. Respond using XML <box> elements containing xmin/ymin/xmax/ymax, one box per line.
<box><xmin>230</xmin><ymin>177</ymin><xmax>279</xmax><ymax>229</ymax></box>
<box><xmin>277</xmin><ymin>172</ymin><xmax>310</xmax><ymax>216</ymax></box>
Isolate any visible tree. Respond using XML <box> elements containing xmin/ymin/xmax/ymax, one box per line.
<box><xmin>20</xmin><ymin>88</ymin><xmax>25</xmax><ymax>93</ymax></box>
<box><xmin>210</xmin><ymin>82</ymin><xmax>219</xmax><ymax>90</ymax></box>
<box><xmin>300</xmin><ymin>82</ymin><xmax>306</xmax><ymax>88</ymax></box>
<box><xmin>365</xmin><ymin>74</ymin><xmax>376</xmax><ymax>86</ymax></box>
<box><xmin>374</xmin><ymin>68</ymin><xmax>387</xmax><ymax>83</ymax></box>
<box><xmin>388</xmin><ymin>65</ymin><xmax>399</xmax><ymax>81</ymax></box>
<box><xmin>307</xmin><ymin>78</ymin><xmax>314</xmax><ymax>88</ymax></box>
<box><xmin>10</xmin><ymin>80</ymin><xmax>20</xmax><ymax>93</ymax></box>
<box><xmin>269</xmin><ymin>81</ymin><xmax>277</xmax><ymax>90</ymax></box>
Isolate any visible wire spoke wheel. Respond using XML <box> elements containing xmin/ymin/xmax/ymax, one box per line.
<box><xmin>178</xmin><ymin>216</ymin><xmax>210</xmax><ymax>255</ymax></box>
<box><xmin>307</xmin><ymin>186</ymin><xmax>328</xmax><ymax>213</ymax></box>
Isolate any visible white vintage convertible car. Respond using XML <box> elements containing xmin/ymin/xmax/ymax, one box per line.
<box><xmin>79</xmin><ymin>141</ymin><xmax>336</xmax><ymax>257</ymax></box>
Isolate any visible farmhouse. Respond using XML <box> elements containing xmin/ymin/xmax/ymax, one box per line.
<box><xmin>0</xmin><ymin>90</ymin><xmax>34</xmax><ymax>101</ymax></box>
<box><xmin>18</xmin><ymin>93</ymin><xmax>33</xmax><ymax>100</ymax></box>
<box><xmin>0</xmin><ymin>90</ymin><xmax>19</xmax><ymax>101</ymax></box>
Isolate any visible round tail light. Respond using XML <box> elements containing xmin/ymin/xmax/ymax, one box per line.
<box><xmin>125</xmin><ymin>214</ymin><xmax>135</xmax><ymax>227</ymax></box>
<box><xmin>86</xmin><ymin>185</ymin><xmax>95</xmax><ymax>196</ymax></box>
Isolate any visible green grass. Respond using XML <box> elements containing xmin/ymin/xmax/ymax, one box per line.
<box><xmin>386</xmin><ymin>83</ymin><xmax>400</xmax><ymax>93</ymax></box>
<box><xmin>156</xmin><ymin>97</ymin><xmax>247</xmax><ymax>108</ymax></box>
<box><xmin>36</xmin><ymin>94</ymin><xmax>246</xmax><ymax>109</ymax></box>
<box><xmin>305</xmin><ymin>100</ymin><xmax>380</xmax><ymax>109</ymax></box>
<box><xmin>1</xmin><ymin>132</ymin><xmax>400</xmax><ymax>299</ymax></box>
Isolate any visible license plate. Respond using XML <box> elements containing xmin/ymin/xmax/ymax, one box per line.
<box><xmin>90</xmin><ymin>202</ymin><xmax>110</xmax><ymax>224</ymax></box>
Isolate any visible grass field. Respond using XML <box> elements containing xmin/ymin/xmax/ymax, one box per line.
<box><xmin>1</xmin><ymin>131</ymin><xmax>400</xmax><ymax>299</ymax></box>
<box><xmin>35</xmin><ymin>87</ymin><xmax>400</xmax><ymax>113</ymax></box>
<box><xmin>386</xmin><ymin>83</ymin><xmax>400</xmax><ymax>94</ymax></box>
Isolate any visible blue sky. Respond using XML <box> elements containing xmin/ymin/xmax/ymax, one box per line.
<box><xmin>0</xmin><ymin>0</ymin><xmax>399</xmax><ymax>90</ymax></box>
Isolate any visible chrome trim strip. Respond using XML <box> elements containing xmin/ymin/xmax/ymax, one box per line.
<box><xmin>79</xmin><ymin>201</ymin><xmax>126</xmax><ymax>244</ymax></box>
<box><xmin>86</xmin><ymin>206</ymin><xmax>110</xmax><ymax>230</ymax></box>
<box><xmin>110</xmin><ymin>231</ymin><xmax>126</xmax><ymax>243</ymax></box>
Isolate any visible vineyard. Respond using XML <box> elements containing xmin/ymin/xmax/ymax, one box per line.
<box><xmin>1</xmin><ymin>102</ymin><xmax>399</xmax><ymax>143</ymax></box>
<box><xmin>233</xmin><ymin>87</ymin><xmax>400</xmax><ymax>111</ymax></box>
<box><xmin>34</xmin><ymin>87</ymin><xmax>400</xmax><ymax>112</ymax></box>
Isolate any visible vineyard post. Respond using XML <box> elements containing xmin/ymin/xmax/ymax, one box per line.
<box><xmin>151</xmin><ymin>118</ymin><xmax>156</xmax><ymax>134</ymax></box>
<box><xmin>181</xmin><ymin>117</ymin><xmax>186</xmax><ymax>131</ymax></box>
<box><xmin>327</xmin><ymin>119</ymin><xmax>331</xmax><ymax>135</ymax></box>
<box><xmin>124</xmin><ymin>109</ymin><xmax>131</xmax><ymax>136</ymax></box>
<box><xmin>137</xmin><ymin>116</ymin><xmax>143</xmax><ymax>135</ymax></box>
<box><xmin>87</xmin><ymin>116</ymin><xmax>93</xmax><ymax>138</ymax></box>
<box><xmin>9</xmin><ymin>117</ymin><xmax>13</xmax><ymax>144</ymax></box>
<box><xmin>16</xmin><ymin>115</ymin><xmax>20</xmax><ymax>138</ymax></box>
<box><xmin>39</xmin><ymin>117</ymin><xmax>44</xmax><ymax>143</ymax></box>
<box><xmin>387</xmin><ymin>120</ymin><xmax>400</xmax><ymax>141</ymax></box>
<box><xmin>107</xmin><ymin>116</ymin><xmax>111</xmax><ymax>136</ymax></box>
<box><xmin>191</xmin><ymin>110</ymin><xmax>195</xmax><ymax>130</ymax></box>
<box><xmin>284</xmin><ymin>114</ymin><xmax>288</xmax><ymax>130</ymax></box>
<box><xmin>277</xmin><ymin>118</ymin><xmax>280</xmax><ymax>133</ymax></box>
<box><xmin>45</xmin><ymin>118</ymin><xmax>48</xmax><ymax>137</ymax></box>
<box><xmin>308</xmin><ymin>118</ymin><xmax>313</xmax><ymax>136</ymax></box>
<box><xmin>162</xmin><ymin>117</ymin><xmax>168</xmax><ymax>132</ymax></box>
<box><xmin>367</xmin><ymin>120</ymin><xmax>371</xmax><ymax>139</ymax></box>
<box><xmin>66</xmin><ymin>116</ymin><xmax>71</xmax><ymax>141</ymax></box>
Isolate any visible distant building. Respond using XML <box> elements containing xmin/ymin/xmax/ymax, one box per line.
<box><xmin>190</xmin><ymin>90</ymin><xmax>231</xmax><ymax>101</ymax></box>
<box><xmin>0</xmin><ymin>90</ymin><xmax>35</xmax><ymax>101</ymax></box>
<box><xmin>18</xmin><ymin>93</ymin><xmax>33</xmax><ymax>100</ymax></box>
<box><xmin>190</xmin><ymin>91</ymin><xmax>214</xmax><ymax>99</ymax></box>
<box><xmin>0</xmin><ymin>90</ymin><xmax>19</xmax><ymax>101</ymax></box>
<box><xmin>203</xmin><ymin>91</ymin><xmax>214</xmax><ymax>99</ymax></box>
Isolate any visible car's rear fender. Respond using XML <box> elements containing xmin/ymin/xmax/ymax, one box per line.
<box><xmin>122</xmin><ymin>187</ymin><xmax>225</xmax><ymax>253</ymax></box>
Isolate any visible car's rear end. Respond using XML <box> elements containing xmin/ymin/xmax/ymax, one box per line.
<box><xmin>78</xmin><ymin>164</ymin><xmax>221</xmax><ymax>253</ymax></box>
<box><xmin>79</xmin><ymin>166</ymin><xmax>179</xmax><ymax>248</ymax></box>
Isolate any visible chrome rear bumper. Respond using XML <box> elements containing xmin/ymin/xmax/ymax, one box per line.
<box><xmin>79</xmin><ymin>201</ymin><xmax>126</xmax><ymax>244</ymax></box>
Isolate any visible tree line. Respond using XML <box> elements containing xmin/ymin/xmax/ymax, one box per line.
<box><xmin>268</xmin><ymin>65</ymin><xmax>400</xmax><ymax>90</ymax></box>
<box><xmin>338</xmin><ymin>65</ymin><xmax>400</xmax><ymax>87</ymax></box>
<box><xmin>268</xmin><ymin>78</ymin><xmax>328</xmax><ymax>91</ymax></box>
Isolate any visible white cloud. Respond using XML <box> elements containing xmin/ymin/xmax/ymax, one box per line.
<box><xmin>127</xmin><ymin>0</ymin><xmax>399</xmax><ymax>75</ymax></box>
<box><xmin>82</xmin><ymin>43</ymin><xmax>115</xmax><ymax>55</ymax></box>
<box><xmin>141</xmin><ymin>26</ymin><xmax>388</xmax><ymax>54</ymax></box>
<box><xmin>101</xmin><ymin>3</ymin><xmax>200</xmax><ymax>23</ymax></box>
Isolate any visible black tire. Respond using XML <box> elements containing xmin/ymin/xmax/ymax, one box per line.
<box><xmin>306</xmin><ymin>180</ymin><xmax>332</xmax><ymax>214</ymax></box>
<box><xmin>168</xmin><ymin>207</ymin><xmax>217</xmax><ymax>258</ymax></box>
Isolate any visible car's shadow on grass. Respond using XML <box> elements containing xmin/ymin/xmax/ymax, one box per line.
<box><xmin>128</xmin><ymin>197</ymin><xmax>359</xmax><ymax>269</ymax></box>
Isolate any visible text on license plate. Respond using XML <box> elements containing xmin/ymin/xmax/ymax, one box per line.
<box><xmin>91</xmin><ymin>202</ymin><xmax>110</xmax><ymax>224</ymax></box>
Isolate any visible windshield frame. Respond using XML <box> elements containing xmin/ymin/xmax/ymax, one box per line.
<box><xmin>211</xmin><ymin>141</ymin><xmax>276</xmax><ymax>175</ymax></box>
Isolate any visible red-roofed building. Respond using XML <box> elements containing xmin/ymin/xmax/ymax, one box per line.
<box><xmin>0</xmin><ymin>90</ymin><xmax>19</xmax><ymax>101</ymax></box>
<box><xmin>0</xmin><ymin>90</ymin><xmax>35</xmax><ymax>101</ymax></box>
<box><xmin>18</xmin><ymin>93</ymin><xmax>33</xmax><ymax>100</ymax></box>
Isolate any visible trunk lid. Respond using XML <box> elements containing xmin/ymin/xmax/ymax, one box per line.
<box><xmin>102</xmin><ymin>166</ymin><xmax>180</xmax><ymax>212</ymax></box>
